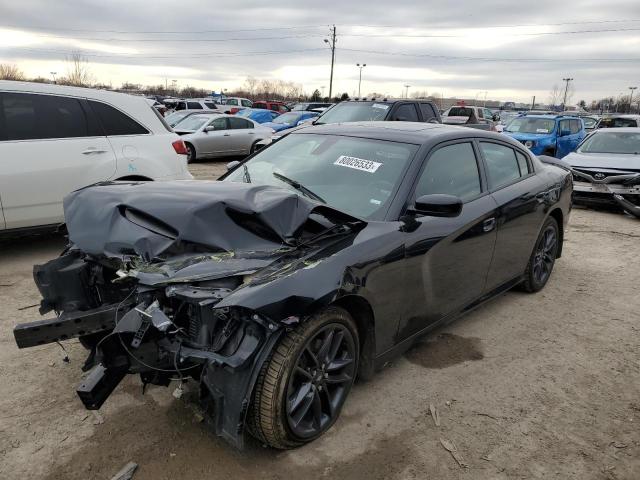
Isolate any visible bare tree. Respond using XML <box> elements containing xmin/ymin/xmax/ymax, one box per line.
<box><xmin>548</xmin><ymin>84</ymin><xmax>561</xmax><ymax>106</ymax></box>
<box><xmin>243</xmin><ymin>76</ymin><xmax>258</xmax><ymax>96</ymax></box>
<box><xmin>61</xmin><ymin>52</ymin><xmax>94</xmax><ymax>86</ymax></box>
<box><xmin>0</xmin><ymin>63</ymin><xmax>25</xmax><ymax>80</ymax></box>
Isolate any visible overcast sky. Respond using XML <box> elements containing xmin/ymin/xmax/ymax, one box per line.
<box><xmin>2</xmin><ymin>0</ymin><xmax>640</xmax><ymax>103</ymax></box>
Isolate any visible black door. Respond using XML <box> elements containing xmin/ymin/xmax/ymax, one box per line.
<box><xmin>477</xmin><ymin>141</ymin><xmax>547</xmax><ymax>291</ymax></box>
<box><xmin>397</xmin><ymin>141</ymin><xmax>498</xmax><ymax>342</ymax></box>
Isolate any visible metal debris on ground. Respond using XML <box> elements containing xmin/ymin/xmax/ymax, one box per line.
<box><xmin>440</xmin><ymin>437</ymin><xmax>469</xmax><ymax>468</ymax></box>
<box><xmin>91</xmin><ymin>410</ymin><xmax>104</xmax><ymax>425</ymax></box>
<box><xmin>429</xmin><ymin>403</ymin><xmax>441</xmax><ymax>427</ymax></box>
<box><xmin>110</xmin><ymin>461</ymin><xmax>138</xmax><ymax>480</ymax></box>
<box><xmin>17</xmin><ymin>303</ymin><xmax>40</xmax><ymax>311</ymax></box>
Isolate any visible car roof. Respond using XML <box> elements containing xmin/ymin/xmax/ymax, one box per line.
<box><xmin>290</xmin><ymin>121</ymin><xmax>522</xmax><ymax>146</ymax></box>
<box><xmin>601</xmin><ymin>114</ymin><xmax>640</xmax><ymax>119</ymax></box>
<box><xmin>589</xmin><ymin>127</ymin><xmax>640</xmax><ymax>133</ymax></box>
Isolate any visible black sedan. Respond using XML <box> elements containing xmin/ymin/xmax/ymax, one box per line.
<box><xmin>14</xmin><ymin>122</ymin><xmax>572</xmax><ymax>450</ymax></box>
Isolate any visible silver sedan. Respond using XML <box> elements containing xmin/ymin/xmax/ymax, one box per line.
<box><xmin>174</xmin><ymin>113</ymin><xmax>273</xmax><ymax>162</ymax></box>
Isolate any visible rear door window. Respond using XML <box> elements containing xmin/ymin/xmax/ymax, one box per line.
<box><xmin>480</xmin><ymin>142</ymin><xmax>523</xmax><ymax>189</ymax></box>
<box><xmin>1</xmin><ymin>92</ymin><xmax>91</xmax><ymax>141</ymax></box>
<box><xmin>204</xmin><ymin>102</ymin><xmax>217</xmax><ymax>109</ymax></box>
<box><xmin>393</xmin><ymin>104</ymin><xmax>419</xmax><ymax>121</ymax></box>
<box><xmin>187</xmin><ymin>102</ymin><xmax>202</xmax><ymax>109</ymax></box>
<box><xmin>241</xmin><ymin>100</ymin><xmax>252</xmax><ymax>107</ymax></box>
<box><xmin>88</xmin><ymin>101</ymin><xmax>149</xmax><ymax>136</ymax></box>
<box><xmin>228</xmin><ymin>117</ymin><xmax>252</xmax><ymax>129</ymax></box>
<box><xmin>570</xmin><ymin>119</ymin><xmax>581</xmax><ymax>134</ymax></box>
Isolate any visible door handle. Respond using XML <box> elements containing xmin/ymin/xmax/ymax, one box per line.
<box><xmin>82</xmin><ymin>148</ymin><xmax>108</xmax><ymax>155</ymax></box>
<box><xmin>482</xmin><ymin>217</ymin><xmax>496</xmax><ymax>232</ymax></box>
<box><xmin>247</xmin><ymin>132</ymin><xmax>255</xmax><ymax>134</ymax></box>
<box><xmin>223</xmin><ymin>133</ymin><xmax>231</xmax><ymax>136</ymax></box>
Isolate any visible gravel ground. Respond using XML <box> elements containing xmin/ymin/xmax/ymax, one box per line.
<box><xmin>0</xmin><ymin>160</ymin><xmax>639</xmax><ymax>479</ymax></box>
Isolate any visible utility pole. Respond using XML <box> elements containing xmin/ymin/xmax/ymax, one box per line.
<box><xmin>404</xmin><ymin>84</ymin><xmax>410</xmax><ymax>98</ymax></box>
<box><xmin>324</xmin><ymin>25</ymin><xmax>336</xmax><ymax>100</ymax></box>
<box><xmin>531</xmin><ymin>95</ymin><xmax>536</xmax><ymax>111</ymax></box>
<box><xmin>629</xmin><ymin>86</ymin><xmax>637</xmax><ymax>113</ymax></box>
<box><xmin>356</xmin><ymin>63</ymin><xmax>366</xmax><ymax>97</ymax></box>
<box><xmin>562</xmin><ymin>77</ymin><xmax>573</xmax><ymax>110</ymax></box>
<box><xmin>50</xmin><ymin>71</ymin><xmax>57</xmax><ymax>84</ymax></box>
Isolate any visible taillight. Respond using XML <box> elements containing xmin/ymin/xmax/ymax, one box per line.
<box><xmin>172</xmin><ymin>139</ymin><xmax>188</xmax><ymax>155</ymax></box>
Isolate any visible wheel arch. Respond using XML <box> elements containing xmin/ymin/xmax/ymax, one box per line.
<box><xmin>114</xmin><ymin>175</ymin><xmax>153</xmax><ymax>181</ymax></box>
<box><xmin>331</xmin><ymin>294</ymin><xmax>376</xmax><ymax>381</ymax></box>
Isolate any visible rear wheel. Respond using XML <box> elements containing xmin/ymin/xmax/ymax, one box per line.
<box><xmin>250</xmin><ymin>140</ymin><xmax>260</xmax><ymax>154</ymax></box>
<box><xmin>248</xmin><ymin>306</ymin><xmax>359</xmax><ymax>449</ymax></box>
<box><xmin>521</xmin><ymin>216</ymin><xmax>559</xmax><ymax>292</ymax></box>
<box><xmin>185</xmin><ymin>143</ymin><xmax>196</xmax><ymax>163</ymax></box>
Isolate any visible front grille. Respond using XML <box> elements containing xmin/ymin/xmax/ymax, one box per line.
<box><xmin>573</xmin><ymin>168</ymin><xmax>640</xmax><ymax>182</ymax></box>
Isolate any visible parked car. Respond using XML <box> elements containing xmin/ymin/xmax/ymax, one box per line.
<box><xmin>597</xmin><ymin>115</ymin><xmax>640</xmax><ymax>129</ymax></box>
<box><xmin>164</xmin><ymin>109</ymin><xmax>206</xmax><ymax>128</ymax></box>
<box><xmin>291</xmin><ymin>102</ymin><xmax>333</xmax><ymax>111</ymax></box>
<box><xmin>441</xmin><ymin>105</ymin><xmax>499</xmax><ymax>130</ymax></box>
<box><xmin>235</xmin><ymin>108</ymin><xmax>281</xmax><ymax>124</ymax></box>
<box><xmin>563</xmin><ymin>128</ymin><xmax>640</xmax><ymax>217</ymax></box>
<box><xmin>503</xmin><ymin>114</ymin><xmax>586</xmax><ymax>158</ymax></box>
<box><xmin>582</xmin><ymin>116</ymin><xmax>599</xmax><ymax>133</ymax></box>
<box><xmin>252</xmin><ymin>100</ymin><xmax>290</xmax><ymax>113</ymax></box>
<box><xmin>164</xmin><ymin>99</ymin><xmax>222</xmax><ymax>112</ymax></box>
<box><xmin>221</xmin><ymin>97</ymin><xmax>253</xmax><ymax>114</ymax></box>
<box><xmin>261</xmin><ymin>111</ymin><xmax>320</xmax><ymax>132</ymax></box>
<box><xmin>15</xmin><ymin>122</ymin><xmax>571</xmax><ymax>450</ymax></box>
<box><xmin>174</xmin><ymin>113</ymin><xmax>272</xmax><ymax>161</ymax></box>
<box><xmin>0</xmin><ymin>81</ymin><xmax>192</xmax><ymax>234</ymax></box>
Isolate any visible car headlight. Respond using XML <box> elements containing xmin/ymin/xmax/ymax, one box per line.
<box><xmin>524</xmin><ymin>140</ymin><xmax>535</xmax><ymax>148</ymax></box>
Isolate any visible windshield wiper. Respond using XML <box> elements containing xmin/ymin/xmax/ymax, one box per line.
<box><xmin>272</xmin><ymin>172</ymin><xmax>326</xmax><ymax>203</ymax></box>
<box><xmin>243</xmin><ymin>164</ymin><xmax>251</xmax><ymax>183</ymax></box>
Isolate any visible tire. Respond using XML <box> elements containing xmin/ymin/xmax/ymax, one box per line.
<box><xmin>521</xmin><ymin>216</ymin><xmax>559</xmax><ymax>292</ymax></box>
<box><xmin>185</xmin><ymin>143</ymin><xmax>196</xmax><ymax>163</ymax></box>
<box><xmin>248</xmin><ymin>306</ymin><xmax>359</xmax><ymax>449</ymax></box>
<box><xmin>250</xmin><ymin>140</ymin><xmax>260</xmax><ymax>154</ymax></box>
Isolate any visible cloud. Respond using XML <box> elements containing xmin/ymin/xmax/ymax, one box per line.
<box><xmin>1</xmin><ymin>0</ymin><xmax>640</xmax><ymax>102</ymax></box>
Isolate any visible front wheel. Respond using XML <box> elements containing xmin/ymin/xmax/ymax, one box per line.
<box><xmin>521</xmin><ymin>216</ymin><xmax>559</xmax><ymax>292</ymax></box>
<box><xmin>248</xmin><ymin>306</ymin><xmax>359</xmax><ymax>449</ymax></box>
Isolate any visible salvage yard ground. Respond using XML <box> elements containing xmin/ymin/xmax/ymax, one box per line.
<box><xmin>1</xmin><ymin>160</ymin><xmax>639</xmax><ymax>480</ymax></box>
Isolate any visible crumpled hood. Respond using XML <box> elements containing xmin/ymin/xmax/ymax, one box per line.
<box><xmin>261</xmin><ymin>121</ymin><xmax>291</xmax><ymax>132</ymax></box>
<box><xmin>63</xmin><ymin>180</ymin><xmax>361</xmax><ymax>261</ymax></box>
<box><xmin>564</xmin><ymin>151</ymin><xmax>640</xmax><ymax>171</ymax></box>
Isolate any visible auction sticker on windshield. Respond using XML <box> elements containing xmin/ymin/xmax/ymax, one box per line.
<box><xmin>372</xmin><ymin>103</ymin><xmax>390</xmax><ymax>110</ymax></box>
<box><xmin>334</xmin><ymin>155</ymin><xmax>382</xmax><ymax>173</ymax></box>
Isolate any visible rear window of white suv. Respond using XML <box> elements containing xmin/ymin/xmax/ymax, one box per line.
<box><xmin>88</xmin><ymin>100</ymin><xmax>149</xmax><ymax>136</ymax></box>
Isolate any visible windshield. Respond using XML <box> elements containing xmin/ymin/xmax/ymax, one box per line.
<box><xmin>582</xmin><ymin>117</ymin><xmax>598</xmax><ymax>128</ymax></box>
<box><xmin>165</xmin><ymin>111</ymin><xmax>189</xmax><ymax>127</ymax></box>
<box><xmin>505</xmin><ymin>118</ymin><xmax>555</xmax><ymax>134</ymax></box>
<box><xmin>446</xmin><ymin>107</ymin><xmax>473</xmax><ymax>118</ymax></box>
<box><xmin>174</xmin><ymin>114</ymin><xmax>215</xmax><ymax>131</ymax></box>
<box><xmin>598</xmin><ymin>117</ymin><xmax>639</xmax><ymax>128</ymax></box>
<box><xmin>223</xmin><ymin>133</ymin><xmax>419</xmax><ymax>219</ymax></box>
<box><xmin>578</xmin><ymin>131</ymin><xmax>640</xmax><ymax>154</ymax></box>
<box><xmin>273</xmin><ymin>113</ymin><xmax>301</xmax><ymax>124</ymax></box>
<box><xmin>316</xmin><ymin>102</ymin><xmax>388</xmax><ymax>124</ymax></box>
<box><xmin>292</xmin><ymin>103</ymin><xmax>308</xmax><ymax>111</ymax></box>
<box><xmin>235</xmin><ymin>109</ymin><xmax>253</xmax><ymax>118</ymax></box>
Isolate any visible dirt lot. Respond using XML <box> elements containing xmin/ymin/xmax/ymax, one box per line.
<box><xmin>1</xmin><ymin>160</ymin><xmax>639</xmax><ymax>479</ymax></box>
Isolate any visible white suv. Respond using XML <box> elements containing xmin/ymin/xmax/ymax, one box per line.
<box><xmin>0</xmin><ymin>81</ymin><xmax>192</xmax><ymax>233</ymax></box>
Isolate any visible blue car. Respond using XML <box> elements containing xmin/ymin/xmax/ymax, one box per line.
<box><xmin>235</xmin><ymin>108</ymin><xmax>280</xmax><ymax>124</ymax></box>
<box><xmin>261</xmin><ymin>111</ymin><xmax>320</xmax><ymax>132</ymax></box>
<box><xmin>503</xmin><ymin>114</ymin><xmax>586</xmax><ymax>158</ymax></box>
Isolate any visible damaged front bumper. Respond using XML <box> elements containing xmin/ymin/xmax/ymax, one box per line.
<box><xmin>571</xmin><ymin>171</ymin><xmax>640</xmax><ymax>219</ymax></box>
<box><xmin>14</xmin><ymin>251</ymin><xmax>283</xmax><ymax>449</ymax></box>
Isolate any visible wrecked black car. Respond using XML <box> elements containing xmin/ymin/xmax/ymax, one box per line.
<box><xmin>14</xmin><ymin>122</ymin><xmax>572</xmax><ymax>449</ymax></box>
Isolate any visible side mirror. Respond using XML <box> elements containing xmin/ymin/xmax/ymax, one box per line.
<box><xmin>410</xmin><ymin>194</ymin><xmax>462</xmax><ymax>217</ymax></box>
<box><xmin>559</xmin><ymin>129</ymin><xmax>571</xmax><ymax>137</ymax></box>
<box><xmin>492</xmin><ymin>113</ymin><xmax>500</xmax><ymax>121</ymax></box>
<box><xmin>204</xmin><ymin>126</ymin><xmax>216</xmax><ymax>132</ymax></box>
<box><xmin>226</xmin><ymin>160</ymin><xmax>240</xmax><ymax>171</ymax></box>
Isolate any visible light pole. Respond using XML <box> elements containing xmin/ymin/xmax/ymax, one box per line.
<box><xmin>483</xmin><ymin>91</ymin><xmax>488</xmax><ymax>107</ymax></box>
<box><xmin>629</xmin><ymin>86</ymin><xmax>637</xmax><ymax>113</ymax></box>
<box><xmin>321</xmin><ymin>86</ymin><xmax>326</xmax><ymax>99</ymax></box>
<box><xmin>356</xmin><ymin>63</ymin><xmax>366</xmax><ymax>97</ymax></box>
<box><xmin>562</xmin><ymin>77</ymin><xmax>573</xmax><ymax>110</ymax></box>
<box><xmin>50</xmin><ymin>71</ymin><xmax>57</xmax><ymax>84</ymax></box>
<box><xmin>324</xmin><ymin>25</ymin><xmax>336</xmax><ymax>100</ymax></box>
<box><xmin>404</xmin><ymin>84</ymin><xmax>410</xmax><ymax>98</ymax></box>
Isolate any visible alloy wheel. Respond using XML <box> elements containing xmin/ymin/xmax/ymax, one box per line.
<box><xmin>532</xmin><ymin>225</ymin><xmax>558</xmax><ymax>285</ymax></box>
<box><xmin>285</xmin><ymin>323</ymin><xmax>356</xmax><ymax>439</ymax></box>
